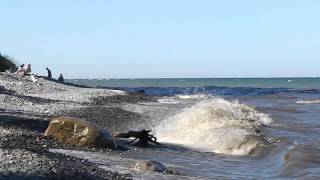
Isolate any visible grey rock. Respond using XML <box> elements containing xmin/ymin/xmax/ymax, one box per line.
<box><xmin>134</xmin><ymin>160</ymin><xmax>168</xmax><ymax>173</ymax></box>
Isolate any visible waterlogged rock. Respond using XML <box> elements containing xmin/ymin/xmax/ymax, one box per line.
<box><xmin>134</xmin><ymin>160</ymin><xmax>168</xmax><ymax>173</ymax></box>
<box><xmin>97</xmin><ymin>128</ymin><xmax>117</xmax><ymax>148</ymax></box>
<box><xmin>44</xmin><ymin>116</ymin><xmax>116</xmax><ymax>149</ymax></box>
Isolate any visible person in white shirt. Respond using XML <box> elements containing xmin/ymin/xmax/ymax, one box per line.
<box><xmin>15</xmin><ymin>64</ymin><xmax>25</xmax><ymax>75</ymax></box>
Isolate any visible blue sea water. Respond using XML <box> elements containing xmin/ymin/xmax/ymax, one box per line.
<box><xmin>68</xmin><ymin>77</ymin><xmax>320</xmax><ymax>88</ymax></box>
<box><xmin>67</xmin><ymin>77</ymin><xmax>320</xmax><ymax>96</ymax></box>
<box><xmin>65</xmin><ymin>78</ymin><xmax>320</xmax><ymax>179</ymax></box>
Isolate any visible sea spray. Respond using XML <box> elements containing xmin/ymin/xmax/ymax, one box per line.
<box><xmin>155</xmin><ymin>97</ymin><xmax>272</xmax><ymax>155</ymax></box>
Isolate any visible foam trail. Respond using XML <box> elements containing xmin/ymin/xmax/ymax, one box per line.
<box><xmin>155</xmin><ymin>97</ymin><xmax>272</xmax><ymax>156</ymax></box>
<box><xmin>296</xmin><ymin>100</ymin><xmax>320</xmax><ymax>104</ymax></box>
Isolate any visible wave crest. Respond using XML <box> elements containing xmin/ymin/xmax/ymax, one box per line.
<box><xmin>155</xmin><ymin>97</ymin><xmax>272</xmax><ymax>156</ymax></box>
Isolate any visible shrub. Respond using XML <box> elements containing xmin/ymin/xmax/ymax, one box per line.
<box><xmin>0</xmin><ymin>53</ymin><xmax>17</xmax><ymax>72</ymax></box>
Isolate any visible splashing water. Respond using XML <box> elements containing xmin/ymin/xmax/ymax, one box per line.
<box><xmin>155</xmin><ymin>97</ymin><xmax>272</xmax><ymax>156</ymax></box>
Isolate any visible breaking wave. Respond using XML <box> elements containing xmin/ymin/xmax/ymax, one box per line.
<box><xmin>155</xmin><ymin>97</ymin><xmax>272</xmax><ymax>156</ymax></box>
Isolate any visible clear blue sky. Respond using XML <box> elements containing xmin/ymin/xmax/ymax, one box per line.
<box><xmin>1</xmin><ymin>0</ymin><xmax>319</xmax><ymax>78</ymax></box>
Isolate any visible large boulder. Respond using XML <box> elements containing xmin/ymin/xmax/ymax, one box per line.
<box><xmin>44</xmin><ymin>116</ymin><xmax>116</xmax><ymax>149</ymax></box>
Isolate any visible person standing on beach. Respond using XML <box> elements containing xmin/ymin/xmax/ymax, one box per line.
<box><xmin>58</xmin><ymin>74</ymin><xmax>64</xmax><ymax>82</ymax></box>
<box><xmin>46</xmin><ymin>67</ymin><xmax>52</xmax><ymax>78</ymax></box>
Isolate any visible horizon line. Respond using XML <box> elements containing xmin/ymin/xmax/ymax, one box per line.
<box><xmin>66</xmin><ymin>76</ymin><xmax>320</xmax><ymax>80</ymax></box>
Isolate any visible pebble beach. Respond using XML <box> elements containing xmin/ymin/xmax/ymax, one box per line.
<box><xmin>0</xmin><ymin>72</ymin><xmax>154</xmax><ymax>180</ymax></box>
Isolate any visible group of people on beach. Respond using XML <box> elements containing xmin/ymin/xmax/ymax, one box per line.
<box><xmin>14</xmin><ymin>64</ymin><xmax>32</xmax><ymax>76</ymax></box>
<box><xmin>45</xmin><ymin>67</ymin><xmax>64</xmax><ymax>82</ymax></box>
<box><xmin>12</xmin><ymin>63</ymin><xmax>64</xmax><ymax>83</ymax></box>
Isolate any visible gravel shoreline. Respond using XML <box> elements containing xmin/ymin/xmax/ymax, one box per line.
<box><xmin>0</xmin><ymin>72</ymin><xmax>153</xmax><ymax>179</ymax></box>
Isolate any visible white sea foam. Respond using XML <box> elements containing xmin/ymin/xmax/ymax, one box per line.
<box><xmin>155</xmin><ymin>97</ymin><xmax>272</xmax><ymax>156</ymax></box>
<box><xmin>296</xmin><ymin>100</ymin><xmax>320</xmax><ymax>104</ymax></box>
<box><xmin>158</xmin><ymin>98</ymin><xmax>180</xmax><ymax>104</ymax></box>
<box><xmin>176</xmin><ymin>94</ymin><xmax>208</xmax><ymax>100</ymax></box>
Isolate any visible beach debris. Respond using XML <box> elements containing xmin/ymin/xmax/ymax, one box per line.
<box><xmin>44</xmin><ymin>116</ymin><xmax>117</xmax><ymax>149</ymax></box>
<box><xmin>113</xmin><ymin>129</ymin><xmax>161</xmax><ymax>147</ymax></box>
<box><xmin>134</xmin><ymin>160</ymin><xmax>168</xmax><ymax>173</ymax></box>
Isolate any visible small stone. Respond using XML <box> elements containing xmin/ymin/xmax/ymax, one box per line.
<box><xmin>52</xmin><ymin>167</ymin><xmax>58</xmax><ymax>173</ymax></box>
<box><xmin>134</xmin><ymin>160</ymin><xmax>168</xmax><ymax>173</ymax></box>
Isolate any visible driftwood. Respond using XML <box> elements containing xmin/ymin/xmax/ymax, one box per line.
<box><xmin>113</xmin><ymin>129</ymin><xmax>161</xmax><ymax>147</ymax></box>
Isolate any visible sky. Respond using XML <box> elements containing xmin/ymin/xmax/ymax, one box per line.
<box><xmin>1</xmin><ymin>0</ymin><xmax>320</xmax><ymax>78</ymax></box>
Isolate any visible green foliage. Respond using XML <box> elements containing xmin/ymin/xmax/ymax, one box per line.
<box><xmin>0</xmin><ymin>53</ymin><xmax>17</xmax><ymax>72</ymax></box>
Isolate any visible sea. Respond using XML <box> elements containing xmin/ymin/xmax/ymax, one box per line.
<box><xmin>63</xmin><ymin>78</ymin><xmax>320</xmax><ymax>179</ymax></box>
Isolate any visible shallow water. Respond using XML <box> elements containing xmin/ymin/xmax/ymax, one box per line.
<box><xmin>65</xmin><ymin>79</ymin><xmax>320</xmax><ymax>179</ymax></box>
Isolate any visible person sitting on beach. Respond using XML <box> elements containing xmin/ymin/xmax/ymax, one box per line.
<box><xmin>24</xmin><ymin>64</ymin><xmax>32</xmax><ymax>75</ymax></box>
<box><xmin>46</xmin><ymin>67</ymin><xmax>52</xmax><ymax>78</ymax></box>
<box><xmin>58</xmin><ymin>73</ymin><xmax>64</xmax><ymax>82</ymax></box>
<box><xmin>15</xmin><ymin>64</ymin><xmax>25</xmax><ymax>75</ymax></box>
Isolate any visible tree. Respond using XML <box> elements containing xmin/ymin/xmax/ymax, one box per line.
<box><xmin>0</xmin><ymin>53</ymin><xmax>17</xmax><ymax>72</ymax></box>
